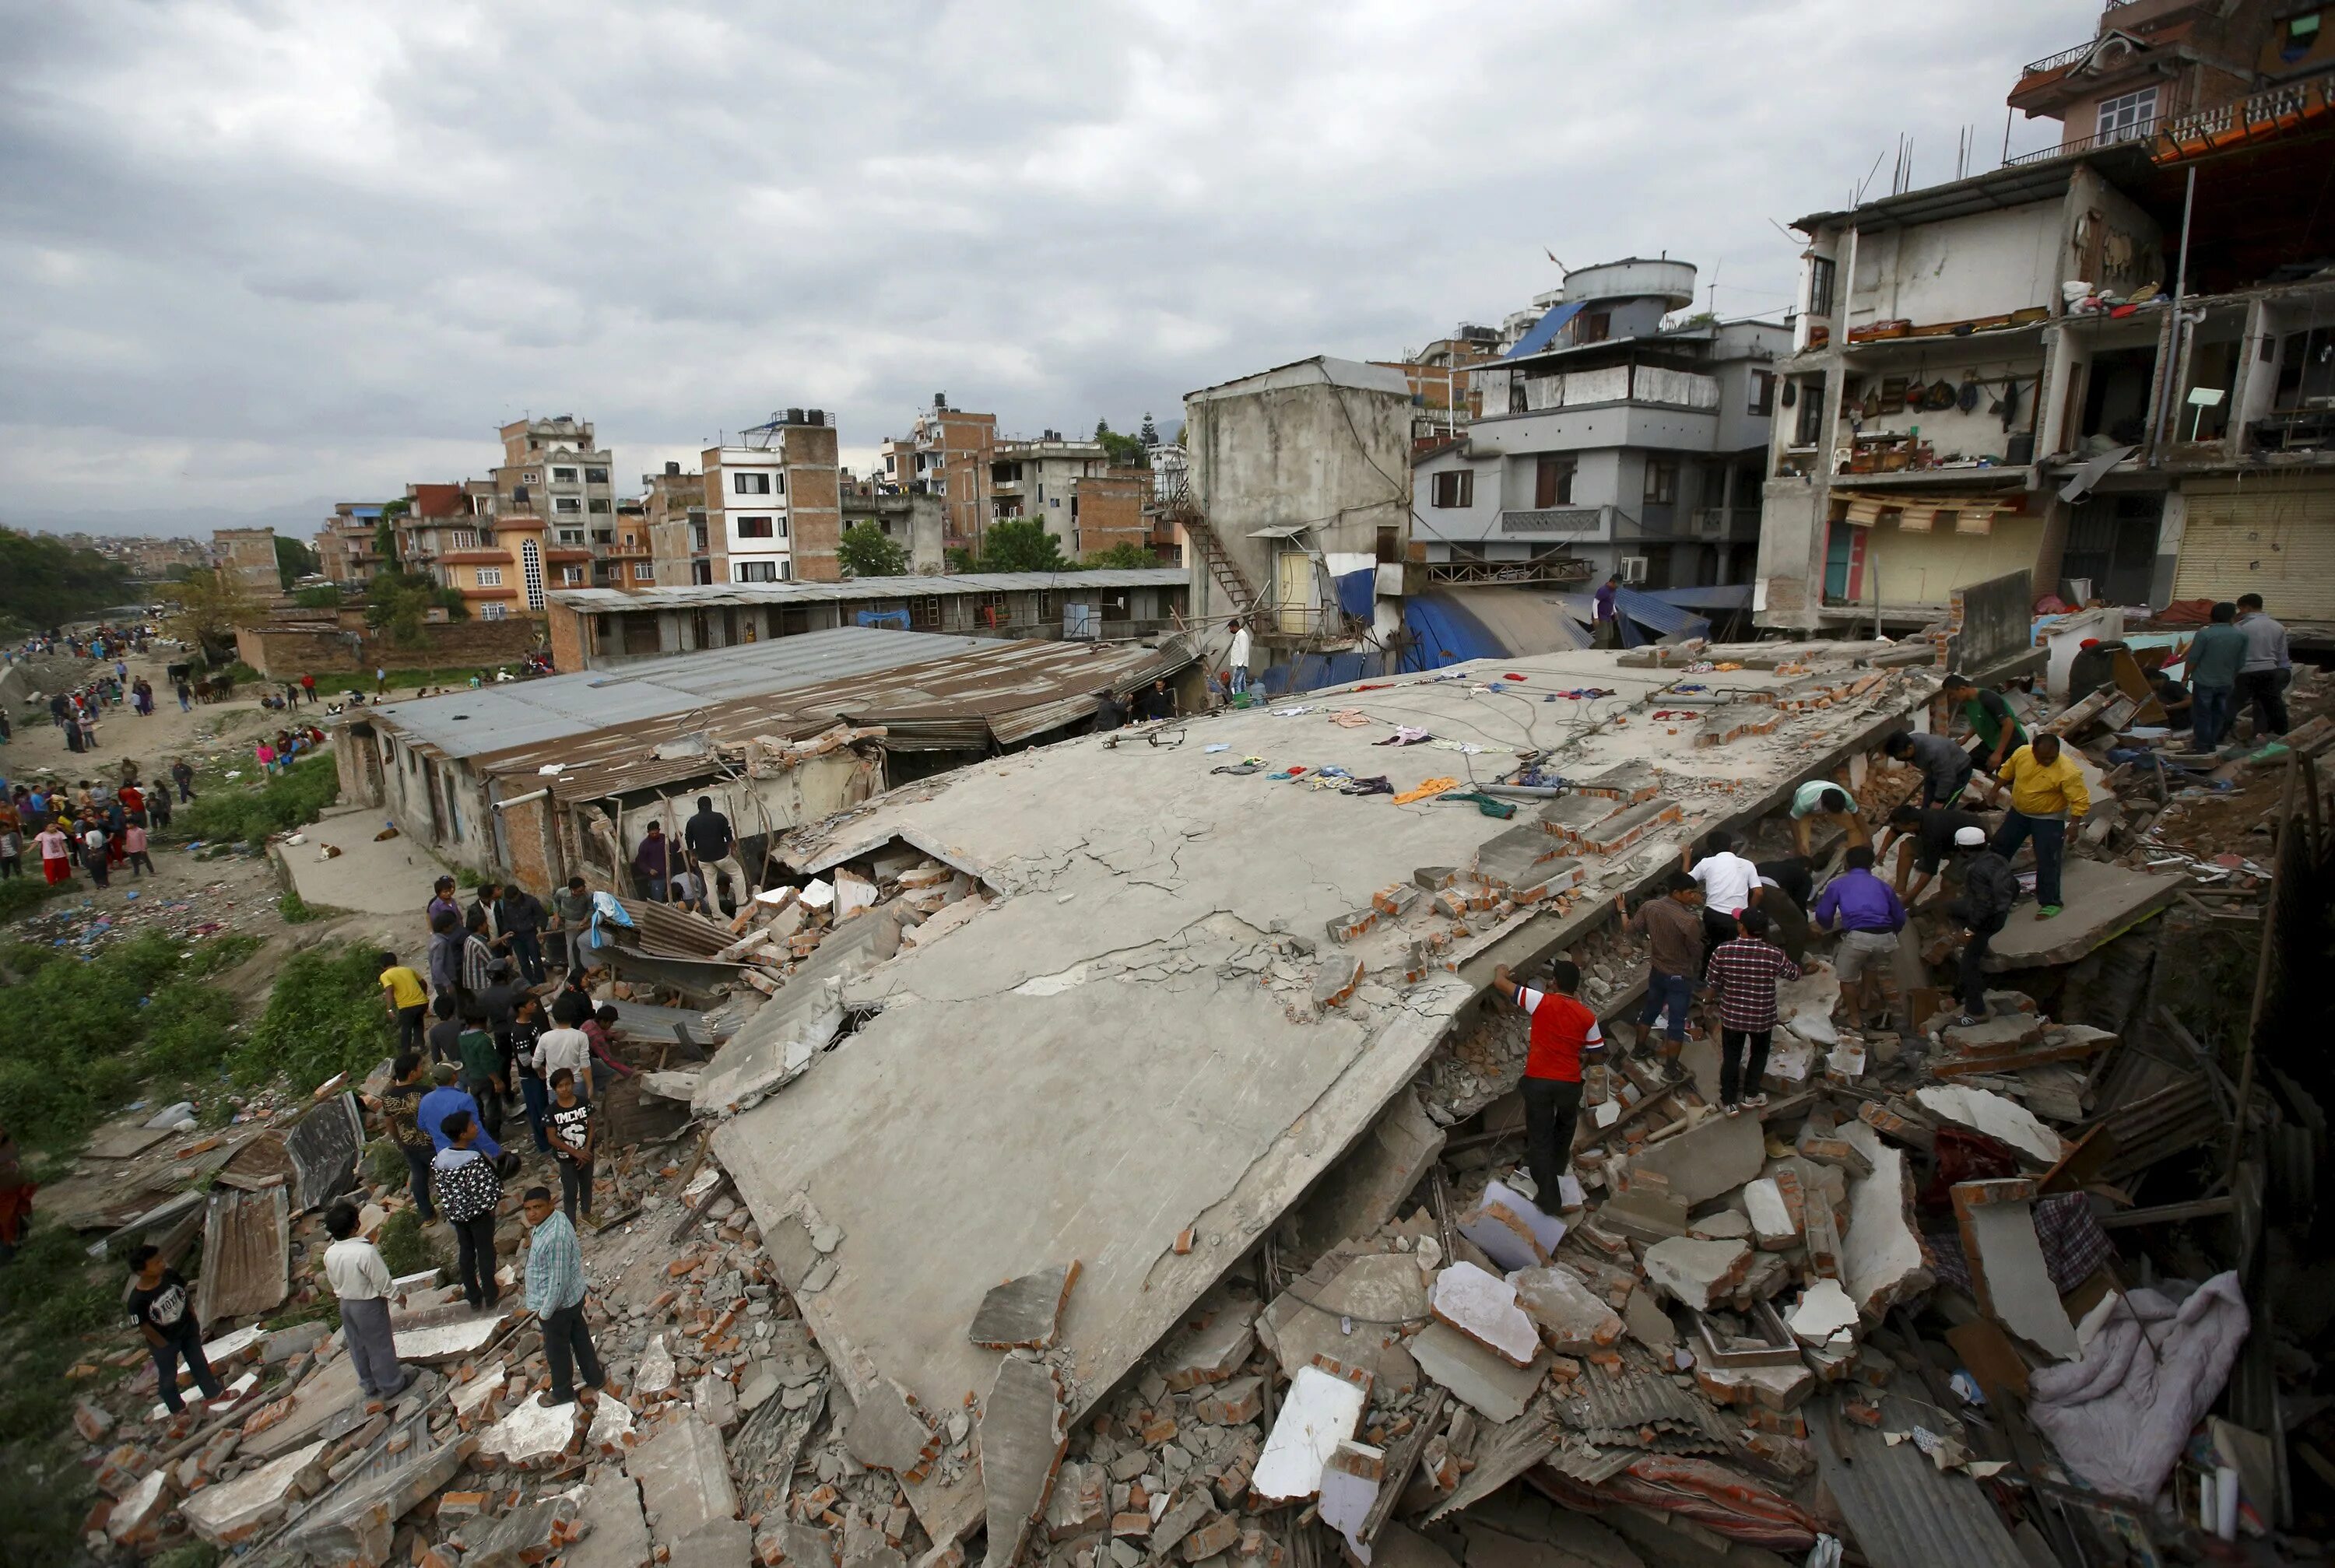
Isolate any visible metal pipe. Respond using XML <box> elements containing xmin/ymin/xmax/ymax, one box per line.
<box><xmin>2149</xmin><ymin>165</ymin><xmax>2199</xmax><ymax>461</ymax></box>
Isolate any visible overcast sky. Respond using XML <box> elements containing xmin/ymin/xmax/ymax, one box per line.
<box><xmin>0</xmin><ymin>0</ymin><xmax>2083</xmax><ymax>535</ymax></box>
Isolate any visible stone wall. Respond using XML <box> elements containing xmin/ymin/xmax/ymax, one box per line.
<box><xmin>234</xmin><ymin>616</ymin><xmax>544</xmax><ymax>677</ymax></box>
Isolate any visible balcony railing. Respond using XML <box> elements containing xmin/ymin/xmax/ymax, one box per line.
<box><xmin>2018</xmin><ymin>40</ymin><xmax>2098</xmax><ymax>80</ymax></box>
<box><xmin>1425</xmin><ymin>556</ymin><xmax>1593</xmax><ymax>587</ymax></box>
<box><xmin>2006</xmin><ymin>115</ymin><xmax>2164</xmax><ymax>166</ymax></box>
<box><xmin>1501</xmin><ymin>505</ymin><xmax>1611</xmax><ymax>535</ymax></box>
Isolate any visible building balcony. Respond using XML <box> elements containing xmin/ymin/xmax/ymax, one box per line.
<box><xmin>1691</xmin><ymin>507</ymin><xmax>1761</xmax><ymax>539</ymax></box>
<box><xmin>1499</xmin><ymin>505</ymin><xmax>1613</xmax><ymax>538</ymax></box>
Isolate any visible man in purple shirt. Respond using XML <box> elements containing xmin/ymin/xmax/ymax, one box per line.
<box><xmin>1592</xmin><ymin>575</ymin><xmax>1621</xmax><ymax>648</ymax></box>
<box><xmin>1811</xmin><ymin>847</ymin><xmax>1908</xmax><ymax>1030</ymax></box>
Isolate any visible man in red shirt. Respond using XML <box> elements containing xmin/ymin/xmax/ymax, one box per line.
<box><xmin>1491</xmin><ymin>959</ymin><xmax>1604</xmax><ymax>1207</ymax></box>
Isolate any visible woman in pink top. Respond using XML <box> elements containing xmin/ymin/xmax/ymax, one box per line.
<box><xmin>256</xmin><ymin>741</ymin><xmax>278</xmax><ymax>774</ymax></box>
<box><xmin>123</xmin><ymin>822</ymin><xmax>155</xmax><ymax>878</ymax></box>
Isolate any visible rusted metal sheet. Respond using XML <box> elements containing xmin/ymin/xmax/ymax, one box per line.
<box><xmin>1808</xmin><ymin>1389</ymin><xmax>2028</xmax><ymax>1568</ymax></box>
<box><xmin>284</xmin><ymin>1094</ymin><xmax>367</xmax><ymax>1212</ymax></box>
<box><xmin>194</xmin><ymin>1183</ymin><xmax>290</xmax><ymax>1324</ymax></box>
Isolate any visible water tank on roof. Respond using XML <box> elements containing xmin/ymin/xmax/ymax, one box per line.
<box><xmin>665</xmin><ymin>461</ymin><xmax>681</xmax><ymax>475</ymax></box>
<box><xmin>807</xmin><ymin>409</ymin><xmax>825</xmax><ymax>426</ymax></box>
<box><xmin>1561</xmin><ymin>258</ymin><xmax>1698</xmax><ymax>311</ymax></box>
<box><xmin>786</xmin><ymin>408</ymin><xmax>805</xmax><ymax>425</ymax></box>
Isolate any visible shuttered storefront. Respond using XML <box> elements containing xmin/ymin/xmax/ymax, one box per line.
<box><xmin>2172</xmin><ymin>476</ymin><xmax>2335</xmax><ymax>619</ymax></box>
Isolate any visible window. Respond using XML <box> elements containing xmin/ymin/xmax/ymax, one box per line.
<box><xmin>1795</xmin><ymin>375</ymin><xmax>1827</xmax><ymax>446</ymax></box>
<box><xmin>690</xmin><ymin>521</ymin><xmax>708</xmax><ymax>552</ymax></box>
<box><xmin>1807</xmin><ymin>255</ymin><xmax>1836</xmax><ymax>321</ymax></box>
<box><xmin>585</xmin><ymin>467</ymin><xmax>608</xmax><ymax>484</ymax></box>
<box><xmin>520</xmin><ymin>538</ymin><xmax>543</xmax><ymax>609</ymax></box>
<box><xmin>481</xmin><ymin>602</ymin><xmax>507</xmax><ymax>620</ymax></box>
<box><xmin>475</xmin><ymin>567</ymin><xmax>503</xmax><ymax>586</ymax></box>
<box><xmin>1431</xmin><ymin>470</ymin><xmax>1474</xmax><ymax>508</ymax></box>
<box><xmin>558</xmin><ymin>528</ymin><xmax>585</xmax><ymax>544</ymax></box>
<box><xmin>588</xmin><ymin>499</ymin><xmax>610</xmax><ymax>514</ymax></box>
<box><xmin>692</xmin><ymin>560</ymin><xmax>713</xmax><ymax>584</ymax></box>
<box><xmin>633</xmin><ymin>563</ymin><xmax>654</xmax><ymax>581</ymax></box>
<box><xmin>885</xmin><ymin>453</ymin><xmax>897</xmax><ymax>472</ymax></box>
<box><xmin>735</xmin><ymin>516</ymin><xmax>778</xmax><ymax>539</ymax></box>
<box><xmin>1533</xmin><ymin>456</ymin><xmax>1575</xmax><ymax>508</ymax></box>
<box><xmin>736</xmin><ymin>561</ymin><xmax>779</xmax><ymax>582</ymax></box>
<box><xmin>448</xmin><ymin>528</ymin><xmax>478</xmax><ymax>549</ymax></box>
<box><xmin>555</xmin><ymin>498</ymin><xmax>581</xmax><ymax>514</ymax></box>
<box><xmin>1750</xmin><ymin>370</ymin><xmax>1775</xmax><ymax>416</ymax></box>
<box><xmin>2097</xmin><ymin>87</ymin><xmax>2158</xmax><ymax>144</ymax></box>
<box><xmin>734</xmin><ymin>472</ymin><xmax>773</xmax><ymax>495</ymax></box>
<box><xmin>552</xmin><ymin>467</ymin><xmax>578</xmax><ymax>482</ymax></box>
<box><xmin>560</xmin><ymin>566</ymin><xmax>585</xmax><ymax>585</ymax></box>
<box><xmin>1644</xmin><ymin>458</ymin><xmax>1679</xmax><ymax>506</ymax></box>
<box><xmin>1575</xmin><ymin>311</ymin><xmax>1611</xmax><ymax>345</ymax></box>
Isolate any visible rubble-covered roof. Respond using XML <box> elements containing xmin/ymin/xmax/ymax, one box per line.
<box><xmin>547</xmin><ymin>569</ymin><xmax>1187</xmax><ymax>615</ymax></box>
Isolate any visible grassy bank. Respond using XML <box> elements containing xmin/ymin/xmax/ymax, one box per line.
<box><xmin>238</xmin><ymin>942</ymin><xmax>397</xmax><ymax>1093</ymax></box>
<box><xmin>163</xmin><ymin>753</ymin><xmax>340</xmax><ymax>846</ymax></box>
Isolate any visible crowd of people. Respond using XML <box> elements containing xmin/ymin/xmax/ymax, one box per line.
<box><xmin>0</xmin><ymin>764</ymin><xmax>184</xmax><ymax>886</ymax></box>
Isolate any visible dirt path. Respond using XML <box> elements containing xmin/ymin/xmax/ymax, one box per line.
<box><xmin>5</xmin><ymin>646</ymin><xmax>309</xmax><ymax>788</ymax></box>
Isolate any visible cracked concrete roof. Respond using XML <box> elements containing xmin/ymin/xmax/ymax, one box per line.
<box><xmin>708</xmin><ymin>647</ymin><xmax>1937</xmax><ymax>1543</ymax></box>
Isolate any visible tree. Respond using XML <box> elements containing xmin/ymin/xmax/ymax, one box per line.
<box><xmin>365</xmin><ymin>568</ymin><xmax>466</xmax><ymax>649</ymax></box>
<box><xmin>836</xmin><ymin>522</ymin><xmax>908</xmax><ymax>580</ymax></box>
<box><xmin>1092</xmin><ymin>419</ymin><xmax>1148</xmax><ymax>469</ymax></box>
<box><xmin>275</xmin><ymin>533</ymin><xmax>320</xmax><ymax>588</ymax></box>
<box><xmin>0</xmin><ymin>526</ymin><xmax>131</xmax><ymax>636</ymax></box>
<box><xmin>1082</xmin><ymin>542</ymin><xmax>1157</xmax><ymax>570</ymax></box>
<box><xmin>978</xmin><ymin>518</ymin><xmax>1069</xmax><ymax>573</ymax></box>
<box><xmin>1137</xmin><ymin>412</ymin><xmax>1160</xmax><ymax>445</ymax></box>
<box><xmin>163</xmin><ymin>567</ymin><xmax>261</xmax><ymax>659</ymax></box>
<box><xmin>292</xmin><ymin>585</ymin><xmax>343</xmax><ymax>609</ymax></box>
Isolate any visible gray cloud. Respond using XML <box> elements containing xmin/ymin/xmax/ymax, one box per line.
<box><xmin>0</xmin><ymin>0</ymin><xmax>2081</xmax><ymax>531</ymax></box>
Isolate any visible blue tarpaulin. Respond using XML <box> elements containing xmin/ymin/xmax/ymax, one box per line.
<box><xmin>855</xmin><ymin>609</ymin><xmax>911</xmax><ymax>630</ymax></box>
<box><xmin>1503</xmin><ymin>301</ymin><xmax>1587</xmax><ymax>360</ymax></box>
<box><xmin>1334</xmin><ymin>567</ymin><xmax>1376</xmax><ymax>620</ymax></box>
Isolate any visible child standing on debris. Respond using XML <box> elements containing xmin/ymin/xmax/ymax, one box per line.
<box><xmin>455</xmin><ymin>1013</ymin><xmax>507</xmax><ymax>1143</ymax></box>
<box><xmin>1488</xmin><ymin>959</ymin><xmax>1603</xmax><ymax>1207</ymax></box>
<box><xmin>126</xmin><ymin>1244</ymin><xmax>233</xmax><ymax>1429</ymax></box>
<box><xmin>1991</xmin><ymin>732</ymin><xmax>2090</xmax><ymax>921</ymax></box>
<box><xmin>521</xmin><ymin>1185</ymin><xmax>608</xmax><ymax>1407</ymax></box>
<box><xmin>121</xmin><ymin>817</ymin><xmax>153</xmax><ymax>879</ymax></box>
<box><xmin>546</xmin><ymin>1069</ymin><xmax>595</xmax><ymax>1222</ymax></box>
<box><xmin>1701</xmin><ymin>907</ymin><xmax>1801</xmax><ymax>1116</ymax></box>
<box><xmin>431</xmin><ymin>1110</ymin><xmax>503</xmax><ymax>1313</ymax></box>
<box><xmin>324</xmin><ymin>1201</ymin><xmax>409</xmax><ymax>1404</ymax></box>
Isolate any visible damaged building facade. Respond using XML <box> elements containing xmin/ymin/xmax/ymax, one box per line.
<box><xmin>1759</xmin><ymin>40</ymin><xmax>2335</xmax><ymax>633</ymax></box>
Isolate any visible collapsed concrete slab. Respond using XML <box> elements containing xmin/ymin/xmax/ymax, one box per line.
<box><xmin>1509</xmin><ymin>1264</ymin><xmax>1624</xmax><ymax>1350</ymax></box>
<box><xmin>1252</xmin><ymin>1363</ymin><xmax>1369</xmax><ymax>1503</ymax></box>
<box><xmin>1282</xmin><ymin>1089</ymin><xmax>1445</xmax><ymax>1261</ymax></box>
<box><xmin>180</xmin><ymin>1437</ymin><xmax>330</xmax><ymax>1545</ymax></box>
<box><xmin>1915</xmin><ymin>1084</ymin><xmax>2065</xmax><ymax>1166</ymax></box>
<box><xmin>1430</xmin><ymin>1263</ymin><xmax>1540</xmax><ymax>1366</ymax></box>
<box><xmin>1953</xmin><ymin>1181</ymin><xmax>2080</xmax><ymax>1361</ymax></box>
<box><xmin>1615</xmin><ymin>1110</ymin><xmax>1765</xmax><ymax>1207</ymax></box>
<box><xmin>1408</xmin><ymin>1323</ymin><xmax>1546</xmax><ymax>1422</ymax></box>
<box><xmin>1839</xmin><ymin>1121</ymin><xmax>1933</xmax><ymax>1319</ymax></box>
<box><xmin>1640</xmin><ymin>1238</ymin><xmax>1751</xmax><ymax>1311</ymax></box>
<box><xmin>626</xmin><ymin>1414</ymin><xmax>739</xmax><ymax>1549</ymax></box>
<box><xmin>1977</xmin><ymin>861</ymin><xmax>2180</xmax><ymax>970</ymax></box>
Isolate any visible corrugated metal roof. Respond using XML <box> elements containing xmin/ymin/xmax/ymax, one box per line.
<box><xmin>364</xmin><ymin>626</ymin><xmax>990</xmax><ymax>760</ymax></box>
<box><xmin>391</xmin><ymin>633</ymin><xmax>1195</xmax><ymax>799</ymax></box>
<box><xmin>549</xmin><ymin>569</ymin><xmax>1185</xmax><ymax>614</ymax></box>
<box><xmin>1808</xmin><ymin>1389</ymin><xmax>2028</xmax><ymax>1568</ymax></box>
<box><xmin>193</xmin><ymin>1184</ymin><xmax>290</xmax><ymax>1324</ymax></box>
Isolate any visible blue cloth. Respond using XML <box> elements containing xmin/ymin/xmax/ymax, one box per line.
<box><xmin>1812</xmin><ymin>869</ymin><xmax>1907</xmax><ymax>934</ymax></box>
<box><xmin>1335</xmin><ymin>567</ymin><xmax>1376</xmax><ymax>620</ymax></box>
<box><xmin>417</xmin><ymin>1085</ymin><xmax>504</xmax><ymax>1157</ymax></box>
<box><xmin>525</xmin><ymin>1209</ymin><xmax>586</xmax><ymax>1314</ymax></box>
<box><xmin>1638</xmin><ymin>970</ymin><xmax>1691</xmax><ymax>1043</ymax></box>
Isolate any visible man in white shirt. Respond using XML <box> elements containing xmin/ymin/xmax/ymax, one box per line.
<box><xmin>1226</xmin><ymin>618</ymin><xmax>1253</xmax><ymax>696</ymax></box>
<box><xmin>1682</xmin><ymin>830</ymin><xmax>1763</xmax><ymax>959</ymax></box>
<box><xmin>323</xmin><ymin>1201</ymin><xmax>408</xmax><ymax>1402</ymax></box>
<box><xmin>535</xmin><ymin>1023</ymin><xmax>595</xmax><ymax>1100</ymax></box>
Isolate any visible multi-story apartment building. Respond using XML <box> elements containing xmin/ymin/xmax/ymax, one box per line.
<box><xmin>1376</xmin><ymin>326</ymin><xmax>1503</xmax><ymax>446</ymax></box>
<box><xmin>1413</xmin><ymin>259</ymin><xmax>1786</xmax><ymax>590</ymax></box>
<box><xmin>702</xmin><ymin>409</ymin><xmax>844</xmax><ymax>585</ymax></box>
<box><xmin>394</xmin><ymin>480</ymin><xmax>556</xmax><ymax>619</ymax></box>
<box><xmin>316</xmin><ymin>503</ymin><xmax>392</xmax><ymax>587</ymax></box>
<box><xmin>642</xmin><ymin>461</ymin><xmax>711</xmax><ymax>587</ymax></box>
<box><xmin>210</xmin><ymin>527</ymin><xmax>281</xmax><ymax>598</ymax></box>
<box><xmin>878</xmin><ymin>396</ymin><xmax>998</xmax><ymax>556</ymax></box>
<box><xmin>1755</xmin><ymin>23</ymin><xmax>2335</xmax><ymax>630</ymax></box>
<box><xmin>841</xmin><ymin>475</ymin><xmax>946</xmax><ymax>575</ymax></box>
<box><xmin>498</xmin><ymin>416</ymin><xmax>616</xmax><ymax>554</ymax></box>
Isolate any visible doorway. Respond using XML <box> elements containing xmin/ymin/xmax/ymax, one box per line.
<box><xmin>2060</xmin><ymin>494</ymin><xmax>2163</xmax><ymax>605</ymax></box>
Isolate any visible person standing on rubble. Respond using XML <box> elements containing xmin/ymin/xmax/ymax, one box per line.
<box><xmin>1701</xmin><ymin>907</ymin><xmax>1800</xmax><ymax>1116</ymax></box>
<box><xmin>629</xmin><ymin>825</ymin><xmax>668</xmax><ymax>903</ymax></box>
<box><xmin>455</xmin><ymin>1011</ymin><xmax>507</xmax><ymax>1143</ymax></box>
<box><xmin>2184</xmin><ymin>603</ymin><xmax>2249</xmax><ymax>751</ymax></box>
<box><xmin>1990</xmin><ymin>732</ymin><xmax>2090</xmax><ymax>921</ymax></box>
<box><xmin>126</xmin><ymin>1244</ymin><xmax>236</xmax><ymax>1432</ymax></box>
<box><xmin>551</xmin><ymin>874</ymin><xmax>595</xmax><ymax>970</ymax></box>
<box><xmin>546</xmin><ymin>1068</ymin><xmax>595</xmax><ymax>1221</ymax></box>
<box><xmin>684</xmin><ymin>794</ymin><xmax>751</xmax><ymax>917</ymax></box>
<box><xmin>1488</xmin><ymin>959</ymin><xmax>1603</xmax><ymax>1207</ymax></box>
<box><xmin>376</xmin><ymin>1053</ymin><xmax>441</xmax><ymax>1220</ymax></box>
<box><xmin>1810</xmin><ymin>846</ymin><xmax>1906</xmax><ymax>1030</ymax></box>
<box><xmin>1226</xmin><ymin>617</ymin><xmax>1252</xmax><ymax>696</ymax></box>
<box><xmin>430</xmin><ymin>1110</ymin><xmax>503</xmax><ymax>1313</ymax></box>
<box><xmin>521</xmin><ymin>1184</ymin><xmax>609</xmax><ymax>1407</ymax></box>
<box><xmin>2234</xmin><ymin>593</ymin><xmax>2291</xmax><ymax>738</ymax></box>
<box><xmin>498</xmin><ymin>882</ymin><xmax>549</xmax><ymax>985</ymax></box>
<box><xmin>323</xmin><ymin>1201</ymin><xmax>409</xmax><ymax>1404</ymax></box>
<box><xmin>1592</xmin><ymin>574</ymin><xmax>1622</xmax><ymax>648</ymax></box>
<box><xmin>1681</xmin><ymin>830</ymin><xmax>1761</xmax><ymax>959</ymax></box>
<box><xmin>1947</xmin><ymin>825</ymin><xmax>2020</xmax><ymax>1025</ymax></box>
<box><xmin>1940</xmin><ymin>672</ymin><xmax>2026</xmax><ymax>774</ymax></box>
<box><xmin>1615</xmin><ymin>873</ymin><xmax>1704</xmax><ymax>1054</ymax></box>
<box><xmin>379</xmin><ymin>951</ymin><xmax>429</xmax><ymax>1054</ymax></box>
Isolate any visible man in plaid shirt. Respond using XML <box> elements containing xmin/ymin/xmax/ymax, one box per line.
<box><xmin>1701</xmin><ymin>908</ymin><xmax>1801</xmax><ymax>1114</ymax></box>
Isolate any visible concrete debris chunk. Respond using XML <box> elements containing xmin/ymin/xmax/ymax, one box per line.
<box><xmin>464</xmin><ymin>1493</ymin><xmax>581</xmax><ymax>1568</ymax></box>
<box><xmin>1953</xmin><ymin>1180</ymin><xmax>2080</xmax><ymax>1361</ymax></box>
<box><xmin>1508</xmin><ymin>1263</ymin><xmax>1624</xmax><ymax>1350</ymax></box>
<box><xmin>1430</xmin><ymin>1262</ymin><xmax>1540</xmax><ymax>1366</ymax></box>
<box><xmin>1250</xmin><ymin>1363</ymin><xmax>1368</xmax><ymax>1503</ymax></box>
<box><xmin>1258</xmin><ymin>1252</ymin><xmax>1426</xmax><ymax>1387</ymax></box>
<box><xmin>844</xmin><ymin>1376</ymin><xmax>939</xmax><ymax>1475</ymax></box>
<box><xmin>1043</xmin><ymin>1461</ymin><xmax>1107</xmax><ymax>1543</ymax></box>
<box><xmin>1640</xmin><ymin>1237</ymin><xmax>1751</xmax><ymax>1312</ymax></box>
<box><xmin>180</xmin><ymin>1437</ymin><xmax>331</xmax><ymax>1545</ymax></box>
<box><xmin>1408</xmin><ymin>1321</ymin><xmax>1546</xmax><ymax>1423</ymax></box>
<box><xmin>967</xmin><ymin>1261</ymin><xmax>1082</xmax><ymax>1350</ymax></box>
<box><xmin>1786</xmin><ymin>1279</ymin><xmax>1860</xmax><ymax>1349</ymax></box>
<box><xmin>1162</xmin><ymin>1296</ymin><xmax>1260</xmax><ymax>1392</ymax></box>
<box><xmin>1840</xmin><ymin>1135</ymin><xmax>1933</xmax><ymax>1319</ymax></box>
<box><xmin>1456</xmin><ymin>1178</ymin><xmax>1564</xmax><ymax>1271</ymax></box>
<box><xmin>1617</xmin><ymin>1109</ymin><xmax>1764</xmax><ymax>1206</ymax></box>
<box><xmin>566</xmin><ymin>1472</ymin><xmax>655</xmax><ymax>1568</ymax></box>
<box><xmin>1742</xmin><ymin>1178</ymin><xmax>1800</xmax><ymax>1250</ymax></box>
<box><xmin>635</xmin><ymin>1333</ymin><xmax>677</xmax><ymax>1394</ymax></box>
<box><xmin>1915</xmin><ymin>1084</ymin><xmax>2066</xmax><ymax>1166</ymax></box>
<box><xmin>1316</xmin><ymin>1440</ymin><xmax>1385</xmax><ymax>1563</ymax></box>
<box><xmin>979</xmin><ymin>1355</ymin><xmax>1070</xmax><ymax>1568</ymax></box>
<box><xmin>626</xmin><ymin>1413</ymin><xmax>740</xmax><ymax>1549</ymax></box>
<box><xmin>479</xmin><ymin>1389</ymin><xmax>634</xmax><ymax>1466</ymax></box>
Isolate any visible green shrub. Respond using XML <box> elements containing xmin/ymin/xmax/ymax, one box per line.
<box><xmin>165</xmin><ymin>754</ymin><xmax>340</xmax><ymax>846</ymax></box>
<box><xmin>239</xmin><ymin>942</ymin><xmax>395</xmax><ymax>1093</ymax></box>
<box><xmin>376</xmin><ymin>1206</ymin><xmax>441</xmax><ymax>1279</ymax></box>
<box><xmin>0</xmin><ymin>878</ymin><xmax>69</xmax><ymax>925</ymax></box>
<box><xmin>0</xmin><ymin>1222</ymin><xmax>114</xmax><ymax>1564</ymax></box>
<box><xmin>278</xmin><ymin>887</ymin><xmax>318</xmax><ymax>924</ymax></box>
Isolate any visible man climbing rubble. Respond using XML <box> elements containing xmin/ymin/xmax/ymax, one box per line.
<box><xmin>685</xmin><ymin>794</ymin><xmax>752</xmax><ymax>917</ymax></box>
<box><xmin>1947</xmin><ymin>824</ymin><xmax>2020</xmax><ymax>1026</ymax></box>
<box><xmin>1991</xmin><ymin>731</ymin><xmax>2090</xmax><ymax>921</ymax></box>
<box><xmin>1489</xmin><ymin>959</ymin><xmax>1603</xmax><ymax>1205</ymax></box>
<box><xmin>1614</xmin><ymin>872</ymin><xmax>1704</xmax><ymax>1053</ymax></box>
<box><xmin>1810</xmin><ymin>845</ymin><xmax>1906</xmax><ymax>1030</ymax></box>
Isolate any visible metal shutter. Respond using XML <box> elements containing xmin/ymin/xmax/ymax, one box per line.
<box><xmin>2172</xmin><ymin>477</ymin><xmax>2335</xmax><ymax>619</ymax></box>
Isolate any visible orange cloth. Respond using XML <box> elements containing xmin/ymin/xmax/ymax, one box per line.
<box><xmin>1391</xmin><ymin>776</ymin><xmax>1461</xmax><ymax>805</ymax></box>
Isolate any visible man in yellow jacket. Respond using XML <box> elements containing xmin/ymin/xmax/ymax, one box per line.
<box><xmin>1990</xmin><ymin>733</ymin><xmax>2091</xmax><ymax>919</ymax></box>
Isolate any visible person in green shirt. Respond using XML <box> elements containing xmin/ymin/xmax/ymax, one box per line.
<box><xmin>457</xmin><ymin>1021</ymin><xmax>506</xmax><ymax>1144</ymax></box>
<box><xmin>2182</xmin><ymin>602</ymin><xmax>2249</xmax><ymax>750</ymax></box>
<box><xmin>1940</xmin><ymin>672</ymin><xmax>2025</xmax><ymax>774</ymax></box>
